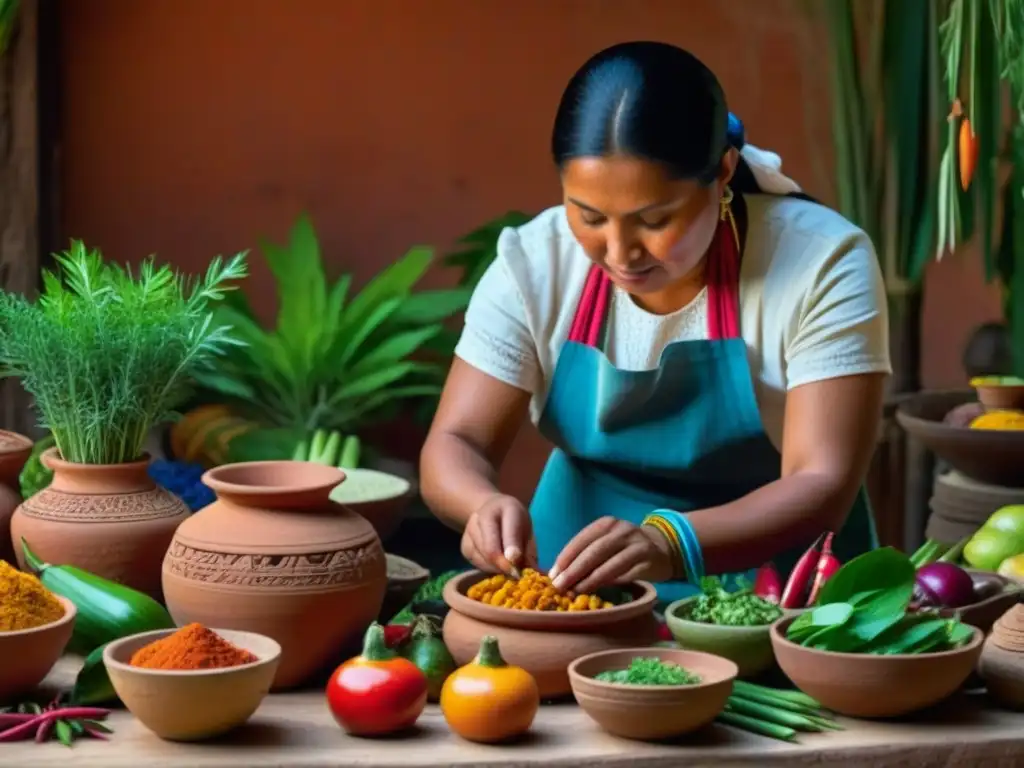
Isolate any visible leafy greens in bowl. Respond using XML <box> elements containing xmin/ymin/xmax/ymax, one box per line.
<box><xmin>783</xmin><ymin>547</ymin><xmax>975</xmax><ymax>654</ymax></box>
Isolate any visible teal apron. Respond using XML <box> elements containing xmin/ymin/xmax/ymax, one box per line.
<box><xmin>530</xmin><ymin>194</ymin><xmax>878</xmax><ymax>603</ymax></box>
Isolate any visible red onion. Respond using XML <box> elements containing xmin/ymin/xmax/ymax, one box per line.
<box><xmin>913</xmin><ymin>562</ymin><xmax>976</xmax><ymax>608</ymax></box>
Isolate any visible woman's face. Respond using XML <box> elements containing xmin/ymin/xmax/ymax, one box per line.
<box><xmin>561</xmin><ymin>151</ymin><xmax>738</xmax><ymax>296</ymax></box>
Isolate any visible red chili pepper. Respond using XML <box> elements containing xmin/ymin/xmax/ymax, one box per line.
<box><xmin>383</xmin><ymin>623</ymin><xmax>412</xmax><ymax>649</ymax></box>
<box><xmin>780</xmin><ymin>532</ymin><xmax>827</xmax><ymax>609</ymax></box>
<box><xmin>805</xmin><ymin>532</ymin><xmax>841</xmax><ymax>607</ymax></box>
<box><xmin>753</xmin><ymin>563</ymin><xmax>783</xmax><ymax>604</ymax></box>
<box><xmin>656</xmin><ymin>622</ymin><xmax>673</xmax><ymax>641</ymax></box>
<box><xmin>325</xmin><ymin>622</ymin><xmax>428</xmax><ymax>736</ymax></box>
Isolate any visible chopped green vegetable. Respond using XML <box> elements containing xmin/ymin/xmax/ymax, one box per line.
<box><xmin>594</xmin><ymin>657</ymin><xmax>702</xmax><ymax>686</ymax></box>
<box><xmin>684</xmin><ymin>576</ymin><xmax>783</xmax><ymax>626</ymax></box>
<box><xmin>785</xmin><ymin>547</ymin><xmax>975</xmax><ymax>654</ymax></box>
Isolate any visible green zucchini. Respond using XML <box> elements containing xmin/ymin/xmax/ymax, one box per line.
<box><xmin>21</xmin><ymin>539</ymin><xmax>175</xmax><ymax>655</ymax></box>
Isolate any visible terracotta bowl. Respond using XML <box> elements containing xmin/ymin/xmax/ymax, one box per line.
<box><xmin>939</xmin><ymin>570</ymin><xmax>1022</xmax><ymax>633</ymax></box>
<box><xmin>103</xmin><ymin>628</ymin><xmax>280</xmax><ymax>741</ymax></box>
<box><xmin>569</xmin><ymin>647</ymin><xmax>736</xmax><ymax>741</ymax></box>
<box><xmin>770</xmin><ymin>615</ymin><xmax>984</xmax><ymax>718</ymax></box>
<box><xmin>972</xmin><ymin>377</ymin><xmax>1024</xmax><ymax>411</ymax></box>
<box><xmin>442</xmin><ymin>571</ymin><xmax>659</xmax><ymax>698</ymax></box>
<box><xmin>329</xmin><ymin>468</ymin><xmax>412</xmax><ymax>542</ymax></box>
<box><xmin>896</xmin><ymin>390</ymin><xmax>1024</xmax><ymax>488</ymax></box>
<box><xmin>664</xmin><ymin>597</ymin><xmax>801</xmax><ymax>678</ymax></box>
<box><xmin>0</xmin><ymin>596</ymin><xmax>76</xmax><ymax>702</ymax></box>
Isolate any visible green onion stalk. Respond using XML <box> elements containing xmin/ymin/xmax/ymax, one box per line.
<box><xmin>716</xmin><ymin>681</ymin><xmax>842</xmax><ymax>743</ymax></box>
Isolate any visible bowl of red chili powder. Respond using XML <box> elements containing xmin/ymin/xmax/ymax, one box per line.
<box><xmin>103</xmin><ymin>623</ymin><xmax>280</xmax><ymax>741</ymax></box>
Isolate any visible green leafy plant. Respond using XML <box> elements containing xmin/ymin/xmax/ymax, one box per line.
<box><xmin>0</xmin><ymin>0</ymin><xmax>18</xmax><ymax>56</ymax></box>
<box><xmin>444</xmin><ymin>211</ymin><xmax>533</xmax><ymax>290</ymax></box>
<box><xmin>193</xmin><ymin>213</ymin><xmax>471</xmax><ymax>434</ymax></box>
<box><xmin>0</xmin><ymin>241</ymin><xmax>248</xmax><ymax>464</ymax></box>
<box><xmin>786</xmin><ymin>548</ymin><xmax>974</xmax><ymax>654</ymax></box>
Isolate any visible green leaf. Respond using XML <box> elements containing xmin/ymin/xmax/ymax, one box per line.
<box><xmin>389</xmin><ymin>288</ymin><xmax>472</xmax><ymax>325</ymax></box>
<box><xmin>348</xmin><ymin>325</ymin><xmax>443</xmax><ymax>377</ymax></box>
<box><xmin>55</xmin><ymin>719</ymin><xmax>73</xmax><ymax>747</ymax></box>
<box><xmin>336</xmin><ymin>246</ymin><xmax>433</xmax><ymax>344</ymax></box>
<box><xmin>815</xmin><ymin>547</ymin><xmax>916</xmax><ymax>609</ymax></box>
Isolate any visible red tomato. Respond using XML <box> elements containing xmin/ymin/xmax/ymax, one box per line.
<box><xmin>326</xmin><ymin>623</ymin><xmax>428</xmax><ymax>736</ymax></box>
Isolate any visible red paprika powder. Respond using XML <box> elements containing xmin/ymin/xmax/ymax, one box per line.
<box><xmin>129</xmin><ymin>623</ymin><xmax>258</xmax><ymax>670</ymax></box>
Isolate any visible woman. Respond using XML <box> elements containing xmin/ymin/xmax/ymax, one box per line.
<box><xmin>420</xmin><ymin>41</ymin><xmax>890</xmax><ymax>601</ymax></box>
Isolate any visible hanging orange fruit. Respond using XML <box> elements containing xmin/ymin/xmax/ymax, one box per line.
<box><xmin>959</xmin><ymin>116</ymin><xmax>978</xmax><ymax>191</ymax></box>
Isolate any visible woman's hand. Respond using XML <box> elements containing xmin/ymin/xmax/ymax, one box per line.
<box><xmin>461</xmin><ymin>494</ymin><xmax>538</xmax><ymax>575</ymax></box>
<box><xmin>550</xmin><ymin>517</ymin><xmax>673</xmax><ymax>594</ymax></box>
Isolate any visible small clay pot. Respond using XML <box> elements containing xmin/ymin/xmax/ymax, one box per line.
<box><xmin>442</xmin><ymin>570</ymin><xmax>659</xmax><ymax>698</ymax></box>
<box><xmin>0</xmin><ymin>431</ymin><xmax>32</xmax><ymax>564</ymax></box>
<box><xmin>11</xmin><ymin>449</ymin><xmax>189</xmax><ymax>598</ymax></box>
<box><xmin>770</xmin><ymin>615</ymin><xmax>984</xmax><ymax>718</ymax></box>
<box><xmin>978</xmin><ymin>635</ymin><xmax>1024</xmax><ymax>710</ymax></box>
<box><xmin>569</xmin><ymin>647</ymin><xmax>736</xmax><ymax>741</ymax></box>
<box><xmin>975</xmin><ymin>384</ymin><xmax>1024</xmax><ymax>411</ymax></box>
<box><xmin>162</xmin><ymin>461</ymin><xmax>388</xmax><ymax>690</ymax></box>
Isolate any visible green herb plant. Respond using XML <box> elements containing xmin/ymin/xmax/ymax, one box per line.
<box><xmin>0</xmin><ymin>0</ymin><xmax>18</xmax><ymax>56</ymax></box>
<box><xmin>595</xmin><ymin>657</ymin><xmax>701</xmax><ymax>686</ymax></box>
<box><xmin>786</xmin><ymin>547</ymin><xmax>975</xmax><ymax>654</ymax></box>
<box><xmin>192</xmin><ymin>214</ymin><xmax>471</xmax><ymax>447</ymax></box>
<box><xmin>0</xmin><ymin>242</ymin><xmax>247</xmax><ymax>465</ymax></box>
<box><xmin>686</xmin><ymin>576</ymin><xmax>783</xmax><ymax>627</ymax></box>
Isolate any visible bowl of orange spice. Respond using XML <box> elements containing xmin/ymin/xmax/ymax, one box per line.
<box><xmin>442</xmin><ymin>569</ymin><xmax>658</xmax><ymax>699</ymax></box>
<box><xmin>102</xmin><ymin>623</ymin><xmax>280</xmax><ymax>741</ymax></box>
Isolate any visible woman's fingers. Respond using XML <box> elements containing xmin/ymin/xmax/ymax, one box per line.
<box><xmin>472</xmin><ymin>506</ymin><xmax>514</xmax><ymax>574</ymax></box>
<box><xmin>571</xmin><ymin>543</ymin><xmax>646</xmax><ymax>594</ymax></box>
<box><xmin>500</xmin><ymin>500</ymin><xmax>529</xmax><ymax>567</ymax></box>
<box><xmin>551</xmin><ymin>516</ymin><xmax>618</xmax><ymax>582</ymax></box>
<box><xmin>553</xmin><ymin>524</ymin><xmax>627</xmax><ymax>591</ymax></box>
<box><xmin>460</xmin><ymin>533</ymin><xmax>492</xmax><ymax>573</ymax></box>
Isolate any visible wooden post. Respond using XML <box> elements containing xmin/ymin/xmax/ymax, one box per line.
<box><xmin>0</xmin><ymin>0</ymin><xmax>38</xmax><ymax>436</ymax></box>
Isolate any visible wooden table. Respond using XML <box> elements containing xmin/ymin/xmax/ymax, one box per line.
<box><xmin>8</xmin><ymin>658</ymin><xmax>1024</xmax><ymax>767</ymax></box>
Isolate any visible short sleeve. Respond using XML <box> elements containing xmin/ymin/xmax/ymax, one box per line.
<box><xmin>454</xmin><ymin>227</ymin><xmax>541</xmax><ymax>393</ymax></box>
<box><xmin>784</xmin><ymin>233</ymin><xmax>892</xmax><ymax>389</ymax></box>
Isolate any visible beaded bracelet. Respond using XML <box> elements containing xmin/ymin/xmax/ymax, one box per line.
<box><xmin>641</xmin><ymin>512</ymin><xmax>689</xmax><ymax>582</ymax></box>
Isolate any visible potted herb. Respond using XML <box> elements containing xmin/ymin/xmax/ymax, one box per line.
<box><xmin>0</xmin><ymin>241</ymin><xmax>247</xmax><ymax>597</ymax></box>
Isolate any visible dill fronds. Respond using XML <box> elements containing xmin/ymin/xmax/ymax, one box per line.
<box><xmin>0</xmin><ymin>241</ymin><xmax>248</xmax><ymax>464</ymax></box>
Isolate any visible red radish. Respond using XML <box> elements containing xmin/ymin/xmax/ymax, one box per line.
<box><xmin>780</xmin><ymin>532</ymin><xmax>827</xmax><ymax>609</ymax></box>
<box><xmin>805</xmin><ymin>533</ymin><xmax>840</xmax><ymax>607</ymax></box>
<box><xmin>753</xmin><ymin>563</ymin><xmax>783</xmax><ymax>603</ymax></box>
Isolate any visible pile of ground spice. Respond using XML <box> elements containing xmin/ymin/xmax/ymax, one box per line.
<box><xmin>129</xmin><ymin>623</ymin><xmax>259</xmax><ymax>670</ymax></box>
<box><xmin>0</xmin><ymin>560</ymin><xmax>64</xmax><ymax>632</ymax></box>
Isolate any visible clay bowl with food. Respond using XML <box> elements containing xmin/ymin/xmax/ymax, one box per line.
<box><xmin>770</xmin><ymin>615</ymin><xmax>984</xmax><ymax>718</ymax></box>
<box><xmin>896</xmin><ymin>390</ymin><xmax>1024</xmax><ymax>488</ymax></box>
<box><xmin>0</xmin><ymin>596</ymin><xmax>76</xmax><ymax>702</ymax></box>
<box><xmin>971</xmin><ymin>376</ymin><xmax>1024</xmax><ymax>411</ymax></box>
<box><xmin>103</xmin><ymin>628</ymin><xmax>281</xmax><ymax>741</ymax></box>
<box><xmin>936</xmin><ymin>569</ymin><xmax>1022</xmax><ymax>632</ymax></box>
<box><xmin>329</xmin><ymin>468</ymin><xmax>412</xmax><ymax>542</ymax></box>
<box><xmin>664</xmin><ymin>596</ymin><xmax>803</xmax><ymax>678</ymax></box>
<box><xmin>569</xmin><ymin>647</ymin><xmax>737</xmax><ymax>741</ymax></box>
<box><xmin>442</xmin><ymin>569</ymin><xmax>659</xmax><ymax>699</ymax></box>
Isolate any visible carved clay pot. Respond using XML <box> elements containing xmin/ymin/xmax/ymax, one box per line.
<box><xmin>0</xmin><ymin>431</ymin><xmax>33</xmax><ymax>564</ymax></box>
<box><xmin>161</xmin><ymin>461</ymin><xmax>387</xmax><ymax>690</ymax></box>
<box><xmin>978</xmin><ymin>605</ymin><xmax>1024</xmax><ymax>710</ymax></box>
<box><xmin>11</xmin><ymin>449</ymin><xmax>189</xmax><ymax>597</ymax></box>
<box><xmin>442</xmin><ymin>571</ymin><xmax>660</xmax><ymax>699</ymax></box>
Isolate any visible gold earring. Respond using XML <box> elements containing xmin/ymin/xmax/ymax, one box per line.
<box><xmin>719</xmin><ymin>185</ymin><xmax>734</xmax><ymax>221</ymax></box>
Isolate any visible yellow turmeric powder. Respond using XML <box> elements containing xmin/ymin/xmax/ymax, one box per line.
<box><xmin>970</xmin><ymin>410</ymin><xmax>1024</xmax><ymax>430</ymax></box>
<box><xmin>466</xmin><ymin>569</ymin><xmax>614</xmax><ymax>611</ymax></box>
<box><xmin>0</xmin><ymin>560</ymin><xmax>65</xmax><ymax>631</ymax></box>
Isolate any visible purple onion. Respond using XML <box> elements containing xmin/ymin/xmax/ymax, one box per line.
<box><xmin>913</xmin><ymin>562</ymin><xmax>976</xmax><ymax>608</ymax></box>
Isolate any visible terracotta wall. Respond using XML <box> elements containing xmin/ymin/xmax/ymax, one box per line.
<box><xmin>58</xmin><ymin>0</ymin><xmax>1002</xmax><ymax>502</ymax></box>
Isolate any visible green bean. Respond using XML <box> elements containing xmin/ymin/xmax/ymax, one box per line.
<box><xmin>733</xmin><ymin>681</ymin><xmax>823</xmax><ymax>710</ymax></box>
<box><xmin>725</xmin><ymin>699</ymin><xmax>823</xmax><ymax>731</ymax></box>
<box><xmin>730</xmin><ymin>686</ymin><xmax>822</xmax><ymax>715</ymax></box>
<box><xmin>717</xmin><ymin>711</ymin><xmax>797</xmax><ymax>742</ymax></box>
<box><xmin>805</xmin><ymin>714</ymin><xmax>844</xmax><ymax>731</ymax></box>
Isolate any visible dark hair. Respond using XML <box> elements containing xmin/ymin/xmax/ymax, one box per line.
<box><xmin>552</xmin><ymin>41</ymin><xmax>755</xmax><ymax>190</ymax></box>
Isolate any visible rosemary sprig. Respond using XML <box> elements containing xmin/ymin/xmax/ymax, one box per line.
<box><xmin>0</xmin><ymin>241</ymin><xmax>248</xmax><ymax>464</ymax></box>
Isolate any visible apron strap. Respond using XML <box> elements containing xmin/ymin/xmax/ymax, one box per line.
<box><xmin>567</xmin><ymin>214</ymin><xmax>743</xmax><ymax>347</ymax></box>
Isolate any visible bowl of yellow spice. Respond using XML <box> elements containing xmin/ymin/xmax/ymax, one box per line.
<box><xmin>0</xmin><ymin>560</ymin><xmax>77</xmax><ymax>700</ymax></box>
<box><xmin>442</xmin><ymin>569</ymin><xmax>658</xmax><ymax>698</ymax></box>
